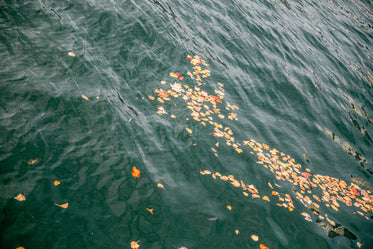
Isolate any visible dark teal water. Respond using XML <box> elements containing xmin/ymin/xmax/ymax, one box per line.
<box><xmin>1</xmin><ymin>0</ymin><xmax>372</xmax><ymax>248</ymax></box>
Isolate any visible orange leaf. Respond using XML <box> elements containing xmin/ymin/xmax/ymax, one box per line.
<box><xmin>226</xmin><ymin>205</ymin><xmax>232</xmax><ymax>210</ymax></box>
<box><xmin>54</xmin><ymin>180</ymin><xmax>61</xmax><ymax>186</ymax></box>
<box><xmin>262</xmin><ymin>196</ymin><xmax>270</xmax><ymax>201</ymax></box>
<box><xmin>68</xmin><ymin>52</ymin><xmax>75</xmax><ymax>57</ymax></box>
<box><xmin>131</xmin><ymin>166</ymin><xmax>141</xmax><ymax>178</ymax></box>
<box><xmin>130</xmin><ymin>241</ymin><xmax>140</xmax><ymax>249</ymax></box>
<box><xmin>14</xmin><ymin>194</ymin><xmax>26</xmax><ymax>201</ymax></box>
<box><xmin>16</xmin><ymin>247</ymin><xmax>25</xmax><ymax>249</ymax></box>
<box><xmin>146</xmin><ymin>208</ymin><xmax>154</xmax><ymax>214</ymax></box>
<box><xmin>55</xmin><ymin>203</ymin><xmax>69</xmax><ymax>209</ymax></box>
<box><xmin>259</xmin><ymin>244</ymin><xmax>269</xmax><ymax>249</ymax></box>
<box><xmin>82</xmin><ymin>95</ymin><xmax>89</xmax><ymax>101</ymax></box>
<box><xmin>157</xmin><ymin>183</ymin><xmax>165</xmax><ymax>189</ymax></box>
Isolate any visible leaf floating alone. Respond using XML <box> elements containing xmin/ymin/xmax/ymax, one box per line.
<box><xmin>226</xmin><ymin>205</ymin><xmax>232</xmax><ymax>210</ymax></box>
<box><xmin>54</xmin><ymin>180</ymin><xmax>61</xmax><ymax>186</ymax></box>
<box><xmin>55</xmin><ymin>203</ymin><xmax>69</xmax><ymax>209</ymax></box>
<box><xmin>68</xmin><ymin>52</ymin><xmax>75</xmax><ymax>57</ymax></box>
<box><xmin>130</xmin><ymin>241</ymin><xmax>140</xmax><ymax>249</ymax></box>
<box><xmin>235</xmin><ymin>229</ymin><xmax>239</xmax><ymax>235</ymax></box>
<box><xmin>82</xmin><ymin>95</ymin><xmax>89</xmax><ymax>101</ymax></box>
<box><xmin>27</xmin><ymin>158</ymin><xmax>38</xmax><ymax>165</ymax></box>
<box><xmin>14</xmin><ymin>194</ymin><xmax>26</xmax><ymax>201</ymax></box>
<box><xmin>131</xmin><ymin>166</ymin><xmax>141</xmax><ymax>178</ymax></box>
<box><xmin>250</xmin><ymin>234</ymin><xmax>259</xmax><ymax>241</ymax></box>
<box><xmin>157</xmin><ymin>183</ymin><xmax>165</xmax><ymax>189</ymax></box>
<box><xmin>146</xmin><ymin>208</ymin><xmax>154</xmax><ymax>214</ymax></box>
<box><xmin>259</xmin><ymin>244</ymin><xmax>269</xmax><ymax>249</ymax></box>
<box><xmin>16</xmin><ymin>247</ymin><xmax>25</xmax><ymax>249</ymax></box>
<box><xmin>185</xmin><ymin>128</ymin><xmax>192</xmax><ymax>134</ymax></box>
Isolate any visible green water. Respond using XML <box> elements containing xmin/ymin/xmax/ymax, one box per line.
<box><xmin>1</xmin><ymin>0</ymin><xmax>372</xmax><ymax>248</ymax></box>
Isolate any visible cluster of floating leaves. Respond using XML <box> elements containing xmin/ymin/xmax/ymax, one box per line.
<box><xmin>149</xmin><ymin>55</ymin><xmax>372</xmax><ymax>248</ymax></box>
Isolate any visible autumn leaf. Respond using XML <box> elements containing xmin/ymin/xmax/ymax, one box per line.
<box><xmin>235</xmin><ymin>229</ymin><xmax>239</xmax><ymax>235</ymax></box>
<box><xmin>262</xmin><ymin>196</ymin><xmax>270</xmax><ymax>201</ymax></box>
<box><xmin>250</xmin><ymin>234</ymin><xmax>259</xmax><ymax>241</ymax></box>
<box><xmin>82</xmin><ymin>95</ymin><xmax>89</xmax><ymax>101</ymax></box>
<box><xmin>55</xmin><ymin>203</ymin><xmax>69</xmax><ymax>209</ymax></box>
<box><xmin>27</xmin><ymin>158</ymin><xmax>38</xmax><ymax>165</ymax></box>
<box><xmin>200</xmin><ymin>170</ymin><xmax>211</xmax><ymax>175</ymax></box>
<box><xmin>16</xmin><ymin>247</ymin><xmax>25</xmax><ymax>249</ymax></box>
<box><xmin>54</xmin><ymin>180</ymin><xmax>61</xmax><ymax>186</ymax></box>
<box><xmin>130</xmin><ymin>241</ymin><xmax>140</xmax><ymax>249</ymax></box>
<box><xmin>157</xmin><ymin>183</ymin><xmax>165</xmax><ymax>189</ymax></box>
<box><xmin>259</xmin><ymin>244</ymin><xmax>269</xmax><ymax>249</ymax></box>
<box><xmin>68</xmin><ymin>52</ymin><xmax>75</xmax><ymax>57</ymax></box>
<box><xmin>131</xmin><ymin>166</ymin><xmax>141</xmax><ymax>178</ymax></box>
<box><xmin>176</xmin><ymin>73</ymin><xmax>183</xmax><ymax>80</ymax></box>
<box><xmin>226</xmin><ymin>205</ymin><xmax>232</xmax><ymax>210</ymax></box>
<box><xmin>185</xmin><ymin>128</ymin><xmax>192</xmax><ymax>134</ymax></box>
<box><xmin>14</xmin><ymin>194</ymin><xmax>26</xmax><ymax>201</ymax></box>
<box><xmin>146</xmin><ymin>208</ymin><xmax>154</xmax><ymax>214</ymax></box>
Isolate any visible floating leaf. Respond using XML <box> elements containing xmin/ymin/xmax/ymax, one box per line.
<box><xmin>235</xmin><ymin>229</ymin><xmax>239</xmax><ymax>235</ymax></box>
<box><xmin>226</xmin><ymin>205</ymin><xmax>232</xmax><ymax>210</ymax></box>
<box><xmin>14</xmin><ymin>194</ymin><xmax>26</xmax><ymax>201</ymax></box>
<box><xmin>200</xmin><ymin>170</ymin><xmax>211</xmax><ymax>175</ymax></box>
<box><xmin>157</xmin><ymin>183</ymin><xmax>165</xmax><ymax>189</ymax></box>
<box><xmin>55</xmin><ymin>203</ymin><xmax>69</xmax><ymax>209</ymax></box>
<box><xmin>27</xmin><ymin>158</ymin><xmax>38</xmax><ymax>165</ymax></box>
<box><xmin>82</xmin><ymin>95</ymin><xmax>89</xmax><ymax>101</ymax></box>
<box><xmin>54</xmin><ymin>181</ymin><xmax>61</xmax><ymax>186</ymax></box>
<box><xmin>259</xmin><ymin>244</ymin><xmax>269</xmax><ymax>249</ymax></box>
<box><xmin>16</xmin><ymin>247</ymin><xmax>25</xmax><ymax>249</ymax></box>
<box><xmin>131</xmin><ymin>167</ymin><xmax>141</xmax><ymax>178</ymax></box>
<box><xmin>130</xmin><ymin>241</ymin><xmax>140</xmax><ymax>249</ymax></box>
<box><xmin>262</xmin><ymin>196</ymin><xmax>270</xmax><ymax>201</ymax></box>
<box><xmin>185</xmin><ymin>128</ymin><xmax>192</xmax><ymax>134</ymax></box>
<box><xmin>146</xmin><ymin>208</ymin><xmax>154</xmax><ymax>214</ymax></box>
<box><xmin>148</xmin><ymin>95</ymin><xmax>155</xmax><ymax>100</ymax></box>
<box><xmin>250</xmin><ymin>234</ymin><xmax>259</xmax><ymax>241</ymax></box>
<box><xmin>68</xmin><ymin>52</ymin><xmax>75</xmax><ymax>57</ymax></box>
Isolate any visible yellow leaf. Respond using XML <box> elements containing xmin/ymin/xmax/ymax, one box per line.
<box><xmin>250</xmin><ymin>234</ymin><xmax>259</xmax><ymax>241</ymax></box>
<box><xmin>235</xmin><ymin>229</ymin><xmax>239</xmax><ymax>235</ymax></box>
<box><xmin>54</xmin><ymin>180</ymin><xmax>61</xmax><ymax>186</ymax></box>
<box><xmin>170</xmin><ymin>72</ymin><xmax>178</xmax><ymax>78</ymax></box>
<box><xmin>16</xmin><ymin>247</ymin><xmax>25</xmax><ymax>249</ymax></box>
<box><xmin>148</xmin><ymin>95</ymin><xmax>155</xmax><ymax>100</ymax></box>
<box><xmin>14</xmin><ymin>194</ymin><xmax>26</xmax><ymax>201</ymax></box>
<box><xmin>131</xmin><ymin>166</ymin><xmax>141</xmax><ymax>178</ymax></box>
<box><xmin>82</xmin><ymin>95</ymin><xmax>89</xmax><ymax>101</ymax></box>
<box><xmin>185</xmin><ymin>128</ymin><xmax>192</xmax><ymax>134</ymax></box>
<box><xmin>226</xmin><ymin>205</ymin><xmax>232</xmax><ymax>210</ymax></box>
<box><xmin>68</xmin><ymin>52</ymin><xmax>75</xmax><ymax>57</ymax></box>
<box><xmin>262</xmin><ymin>196</ymin><xmax>270</xmax><ymax>201</ymax></box>
<box><xmin>157</xmin><ymin>183</ymin><xmax>165</xmax><ymax>189</ymax></box>
<box><xmin>146</xmin><ymin>208</ymin><xmax>154</xmax><ymax>214</ymax></box>
<box><xmin>55</xmin><ymin>203</ymin><xmax>69</xmax><ymax>209</ymax></box>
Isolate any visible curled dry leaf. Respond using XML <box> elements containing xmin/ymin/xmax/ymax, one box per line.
<box><xmin>131</xmin><ymin>166</ymin><xmax>141</xmax><ymax>178</ymax></box>
<box><xmin>157</xmin><ymin>183</ymin><xmax>165</xmax><ymax>189</ymax></box>
<box><xmin>146</xmin><ymin>208</ymin><xmax>154</xmax><ymax>214</ymax></box>
<box><xmin>226</xmin><ymin>205</ymin><xmax>232</xmax><ymax>210</ymax></box>
<box><xmin>54</xmin><ymin>180</ymin><xmax>61</xmax><ymax>186</ymax></box>
<box><xmin>259</xmin><ymin>244</ymin><xmax>269</xmax><ymax>249</ymax></box>
<box><xmin>14</xmin><ymin>194</ymin><xmax>26</xmax><ymax>201</ymax></box>
<box><xmin>250</xmin><ymin>234</ymin><xmax>259</xmax><ymax>241</ymax></box>
<box><xmin>55</xmin><ymin>203</ymin><xmax>69</xmax><ymax>209</ymax></box>
<box><xmin>27</xmin><ymin>158</ymin><xmax>38</xmax><ymax>165</ymax></box>
<box><xmin>185</xmin><ymin>128</ymin><xmax>192</xmax><ymax>134</ymax></box>
<box><xmin>130</xmin><ymin>241</ymin><xmax>140</xmax><ymax>249</ymax></box>
<box><xmin>82</xmin><ymin>95</ymin><xmax>89</xmax><ymax>101</ymax></box>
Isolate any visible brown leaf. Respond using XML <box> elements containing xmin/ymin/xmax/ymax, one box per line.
<box><xmin>27</xmin><ymin>158</ymin><xmax>38</xmax><ymax>165</ymax></box>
